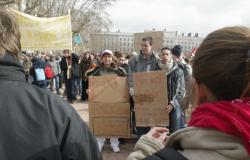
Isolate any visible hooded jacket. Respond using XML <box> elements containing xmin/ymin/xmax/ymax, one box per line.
<box><xmin>0</xmin><ymin>54</ymin><xmax>102</xmax><ymax>160</ymax></box>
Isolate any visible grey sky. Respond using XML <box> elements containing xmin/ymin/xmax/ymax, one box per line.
<box><xmin>107</xmin><ymin>0</ymin><xmax>250</xmax><ymax>37</ymax></box>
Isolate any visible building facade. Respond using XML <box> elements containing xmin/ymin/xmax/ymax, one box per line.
<box><xmin>88</xmin><ymin>32</ymin><xmax>134</xmax><ymax>54</ymax></box>
<box><xmin>88</xmin><ymin>30</ymin><xmax>204</xmax><ymax>55</ymax></box>
<box><xmin>134</xmin><ymin>30</ymin><xmax>204</xmax><ymax>54</ymax></box>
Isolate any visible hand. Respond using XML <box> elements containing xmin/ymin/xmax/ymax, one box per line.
<box><xmin>86</xmin><ymin>89</ymin><xmax>90</xmax><ymax>95</ymax></box>
<box><xmin>129</xmin><ymin>87</ymin><xmax>134</xmax><ymax>96</ymax></box>
<box><xmin>146</xmin><ymin>127</ymin><xmax>169</xmax><ymax>144</ymax></box>
<box><xmin>165</xmin><ymin>104</ymin><xmax>173</xmax><ymax>113</ymax></box>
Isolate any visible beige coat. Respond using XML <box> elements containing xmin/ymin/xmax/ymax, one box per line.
<box><xmin>127</xmin><ymin>127</ymin><xmax>250</xmax><ymax>160</ymax></box>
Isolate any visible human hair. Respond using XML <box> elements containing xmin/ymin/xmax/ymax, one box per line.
<box><xmin>0</xmin><ymin>8</ymin><xmax>21</xmax><ymax>59</ymax></box>
<box><xmin>142</xmin><ymin>36</ymin><xmax>153</xmax><ymax>46</ymax></box>
<box><xmin>160</xmin><ymin>46</ymin><xmax>171</xmax><ymax>53</ymax></box>
<box><xmin>192</xmin><ymin>26</ymin><xmax>250</xmax><ymax>100</ymax></box>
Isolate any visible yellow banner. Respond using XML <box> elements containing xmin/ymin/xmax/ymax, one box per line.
<box><xmin>11</xmin><ymin>9</ymin><xmax>72</xmax><ymax>51</ymax></box>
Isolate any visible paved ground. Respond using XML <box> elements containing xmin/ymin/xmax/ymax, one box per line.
<box><xmin>71</xmin><ymin>99</ymin><xmax>136</xmax><ymax>160</ymax></box>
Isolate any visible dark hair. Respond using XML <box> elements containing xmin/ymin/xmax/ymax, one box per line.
<box><xmin>192</xmin><ymin>26</ymin><xmax>250</xmax><ymax>100</ymax></box>
<box><xmin>171</xmin><ymin>45</ymin><xmax>182</xmax><ymax>58</ymax></box>
<box><xmin>160</xmin><ymin>47</ymin><xmax>171</xmax><ymax>53</ymax></box>
<box><xmin>142</xmin><ymin>36</ymin><xmax>153</xmax><ymax>46</ymax></box>
<box><xmin>114</xmin><ymin>51</ymin><xmax>124</xmax><ymax>58</ymax></box>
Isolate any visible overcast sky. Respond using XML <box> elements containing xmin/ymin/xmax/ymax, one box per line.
<box><xmin>107</xmin><ymin>0</ymin><xmax>250</xmax><ymax>37</ymax></box>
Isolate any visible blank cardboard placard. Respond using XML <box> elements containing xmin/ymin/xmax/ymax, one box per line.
<box><xmin>89</xmin><ymin>103</ymin><xmax>130</xmax><ymax>138</ymax></box>
<box><xmin>91</xmin><ymin>118</ymin><xmax>130</xmax><ymax>138</ymax></box>
<box><xmin>133</xmin><ymin>70</ymin><xmax>169</xmax><ymax>127</ymax></box>
<box><xmin>88</xmin><ymin>76</ymin><xmax>129</xmax><ymax>103</ymax></box>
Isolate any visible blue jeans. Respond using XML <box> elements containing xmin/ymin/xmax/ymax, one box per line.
<box><xmin>72</xmin><ymin>78</ymin><xmax>81</xmax><ymax>97</ymax></box>
<box><xmin>169</xmin><ymin>106</ymin><xmax>185</xmax><ymax>134</ymax></box>
<box><xmin>52</xmin><ymin>76</ymin><xmax>60</xmax><ymax>93</ymax></box>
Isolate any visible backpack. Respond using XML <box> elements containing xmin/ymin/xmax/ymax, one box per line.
<box><xmin>44</xmin><ymin>64</ymin><xmax>54</xmax><ymax>79</ymax></box>
<box><xmin>178</xmin><ymin>62</ymin><xmax>190</xmax><ymax>81</ymax></box>
<box><xmin>35</xmin><ymin>68</ymin><xmax>46</xmax><ymax>81</ymax></box>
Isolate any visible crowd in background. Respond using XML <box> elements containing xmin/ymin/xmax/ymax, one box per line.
<box><xmin>19</xmin><ymin>39</ymin><xmax>196</xmax><ymax>153</ymax></box>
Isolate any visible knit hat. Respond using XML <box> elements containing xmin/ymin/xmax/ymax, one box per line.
<box><xmin>171</xmin><ymin>45</ymin><xmax>182</xmax><ymax>58</ymax></box>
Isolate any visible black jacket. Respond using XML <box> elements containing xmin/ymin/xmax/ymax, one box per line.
<box><xmin>0</xmin><ymin>54</ymin><xmax>102</xmax><ymax>160</ymax></box>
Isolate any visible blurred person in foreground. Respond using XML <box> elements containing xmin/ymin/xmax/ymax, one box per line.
<box><xmin>127</xmin><ymin>26</ymin><xmax>250</xmax><ymax>160</ymax></box>
<box><xmin>0</xmin><ymin>8</ymin><xmax>101</xmax><ymax>160</ymax></box>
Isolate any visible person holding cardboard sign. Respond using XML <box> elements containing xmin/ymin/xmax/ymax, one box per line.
<box><xmin>158</xmin><ymin>47</ymin><xmax>186</xmax><ymax>134</ymax></box>
<box><xmin>86</xmin><ymin>49</ymin><xmax>127</xmax><ymax>153</ymax></box>
<box><xmin>128</xmin><ymin>36</ymin><xmax>161</xmax><ymax>138</ymax></box>
<box><xmin>127</xmin><ymin>26</ymin><xmax>250</xmax><ymax>160</ymax></box>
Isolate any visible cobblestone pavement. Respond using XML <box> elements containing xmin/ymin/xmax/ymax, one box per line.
<box><xmin>71</xmin><ymin>99</ymin><xmax>136</xmax><ymax>160</ymax></box>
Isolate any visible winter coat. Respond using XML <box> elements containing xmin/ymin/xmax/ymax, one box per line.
<box><xmin>128</xmin><ymin>51</ymin><xmax>161</xmax><ymax>88</ymax></box>
<box><xmin>49</xmin><ymin>61</ymin><xmax>61</xmax><ymax>76</ymax></box>
<box><xmin>166</xmin><ymin>62</ymin><xmax>185</xmax><ymax>110</ymax></box>
<box><xmin>80</xmin><ymin>58</ymin><xmax>97</xmax><ymax>80</ymax></box>
<box><xmin>0</xmin><ymin>54</ymin><xmax>102</xmax><ymax>160</ymax></box>
<box><xmin>127</xmin><ymin>127</ymin><xmax>250</xmax><ymax>160</ymax></box>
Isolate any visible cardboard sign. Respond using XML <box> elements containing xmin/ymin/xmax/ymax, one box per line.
<box><xmin>89</xmin><ymin>103</ymin><xmax>130</xmax><ymax>138</ymax></box>
<box><xmin>133</xmin><ymin>70</ymin><xmax>169</xmax><ymax>127</ymax></box>
<box><xmin>88</xmin><ymin>76</ymin><xmax>129</xmax><ymax>103</ymax></box>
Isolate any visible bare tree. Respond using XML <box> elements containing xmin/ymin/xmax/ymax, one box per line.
<box><xmin>20</xmin><ymin>0</ymin><xmax>116</xmax><ymax>33</ymax></box>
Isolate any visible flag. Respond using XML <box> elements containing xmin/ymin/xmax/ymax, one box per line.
<box><xmin>74</xmin><ymin>33</ymin><xmax>82</xmax><ymax>44</ymax></box>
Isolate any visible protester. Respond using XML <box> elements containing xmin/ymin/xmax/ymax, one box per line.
<box><xmin>30</xmin><ymin>52</ymin><xmax>47</xmax><ymax>89</ymax></box>
<box><xmin>171</xmin><ymin>44</ymin><xmax>191</xmax><ymax>126</ymax></box>
<box><xmin>48</xmin><ymin>54</ymin><xmax>61</xmax><ymax>95</ymax></box>
<box><xmin>71</xmin><ymin>52</ymin><xmax>81</xmax><ymax>99</ymax></box>
<box><xmin>158</xmin><ymin>47</ymin><xmax>186</xmax><ymax>134</ymax></box>
<box><xmin>80</xmin><ymin>52</ymin><xmax>97</xmax><ymax>101</ymax></box>
<box><xmin>128</xmin><ymin>36</ymin><xmax>161</xmax><ymax>138</ymax></box>
<box><xmin>60</xmin><ymin>49</ymin><xmax>74</xmax><ymax>103</ymax></box>
<box><xmin>116</xmin><ymin>51</ymin><xmax>128</xmax><ymax>73</ymax></box>
<box><xmin>127</xmin><ymin>26</ymin><xmax>250</xmax><ymax>160</ymax></box>
<box><xmin>0</xmin><ymin>9</ymin><xmax>102</xmax><ymax>160</ymax></box>
<box><xmin>86</xmin><ymin>49</ymin><xmax>127</xmax><ymax>153</ymax></box>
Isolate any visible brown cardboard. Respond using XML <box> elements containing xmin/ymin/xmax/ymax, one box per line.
<box><xmin>88</xmin><ymin>76</ymin><xmax>129</xmax><ymax>103</ymax></box>
<box><xmin>133</xmin><ymin>70</ymin><xmax>169</xmax><ymax>127</ymax></box>
<box><xmin>89</xmin><ymin>103</ymin><xmax>130</xmax><ymax>138</ymax></box>
<box><xmin>91</xmin><ymin>118</ymin><xmax>129</xmax><ymax>137</ymax></box>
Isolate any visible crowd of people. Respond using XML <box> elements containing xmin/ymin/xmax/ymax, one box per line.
<box><xmin>19</xmin><ymin>47</ymin><xmax>134</xmax><ymax>104</ymax></box>
<box><xmin>1</xmin><ymin>7</ymin><xmax>250</xmax><ymax>160</ymax></box>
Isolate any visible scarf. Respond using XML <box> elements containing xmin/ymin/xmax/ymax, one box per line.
<box><xmin>189</xmin><ymin>97</ymin><xmax>250</xmax><ymax>154</ymax></box>
<box><xmin>158</xmin><ymin>58</ymin><xmax>173</xmax><ymax>75</ymax></box>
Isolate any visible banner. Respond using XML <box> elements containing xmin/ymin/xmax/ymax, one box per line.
<box><xmin>11</xmin><ymin>9</ymin><xmax>72</xmax><ymax>51</ymax></box>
